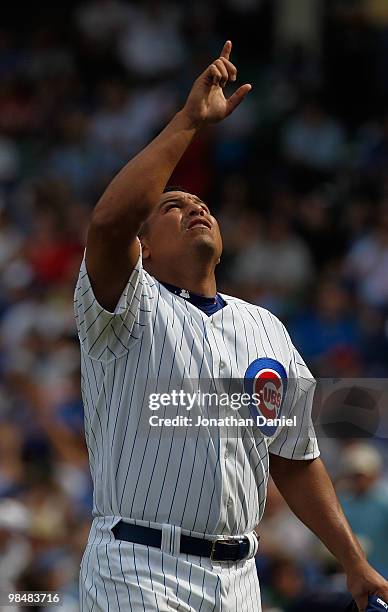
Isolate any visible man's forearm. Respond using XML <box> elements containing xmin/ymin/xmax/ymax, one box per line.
<box><xmin>92</xmin><ymin>110</ymin><xmax>198</xmax><ymax>231</ymax></box>
<box><xmin>269</xmin><ymin>454</ymin><xmax>365</xmax><ymax>571</ymax></box>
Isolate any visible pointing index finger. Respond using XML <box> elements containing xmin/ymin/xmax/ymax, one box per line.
<box><xmin>220</xmin><ymin>40</ymin><xmax>232</xmax><ymax>60</ymax></box>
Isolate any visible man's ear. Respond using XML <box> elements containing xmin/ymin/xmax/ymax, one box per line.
<box><xmin>139</xmin><ymin>237</ymin><xmax>151</xmax><ymax>260</ymax></box>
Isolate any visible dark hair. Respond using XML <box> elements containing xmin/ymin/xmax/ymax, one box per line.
<box><xmin>163</xmin><ymin>185</ymin><xmax>190</xmax><ymax>194</ymax></box>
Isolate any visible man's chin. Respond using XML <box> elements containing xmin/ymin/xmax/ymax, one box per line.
<box><xmin>189</xmin><ymin>233</ymin><xmax>217</xmax><ymax>256</ymax></box>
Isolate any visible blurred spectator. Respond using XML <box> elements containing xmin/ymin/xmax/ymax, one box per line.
<box><xmin>282</xmin><ymin>102</ymin><xmax>345</xmax><ymax>171</ymax></box>
<box><xmin>117</xmin><ymin>1</ymin><xmax>187</xmax><ymax>78</ymax></box>
<box><xmin>294</xmin><ymin>191</ymin><xmax>344</xmax><ymax>267</ymax></box>
<box><xmin>0</xmin><ymin>79</ymin><xmax>39</xmax><ymax>137</ymax></box>
<box><xmin>274</xmin><ymin>0</ymin><xmax>323</xmax><ymax>57</ymax></box>
<box><xmin>170</xmin><ymin>132</ymin><xmax>214</xmax><ymax>198</ymax></box>
<box><xmin>25</xmin><ymin>209</ymin><xmax>82</xmax><ymax>287</ymax></box>
<box><xmin>214</xmin><ymin>92</ymin><xmax>258</xmax><ymax>173</ymax></box>
<box><xmin>0</xmin><ymin>423</ymin><xmax>24</xmax><ymax>497</ymax></box>
<box><xmin>74</xmin><ymin>0</ymin><xmax>131</xmax><ymax>47</ymax></box>
<box><xmin>18</xmin><ymin>549</ymin><xmax>80</xmax><ymax>611</ymax></box>
<box><xmin>90</xmin><ymin>79</ymin><xmax>176</xmax><ymax>172</ymax></box>
<box><xmin>337</xmin><ymin>443</ymin><xmax>388</xmax><ymax>578</ymax></box>
<box><xmin>0</xmin><ymin>205</ymin><xmax>23</xmax><ymax>279</ymax></box>
<box><xmin>289</xmin><ymin>280</ymin><xmax>360</xmax><ymax>372</ymax></box>
<box><xmin>356</xmin><ymin>115</ymin><xmax>388</xmax><ymax>190</ymax></box>
<box><xmin>344</xmin><ymin>204</ymin><xmax>388</xmax><ymax>308</ymax></box>
<box><xmin>258</xmin><ymin>480</ymin><xmax>319</xmax><ymax>563</ymax></box>
<box><xmin>261</xmin><ymin>555</ymin><xmax>306</xmax><ymax>610</ymax></box>
<box><xmin>0</xmin><ymin>499</ymin><xmax>32</xmax><ymax>596</ymax></box>
<box><xmin>282</xmin><ymin>101</ymin><xmax>345</xmax><ymax>191</ymax></box>
<box><xmin>230</xmin><ymin>214</ymin><xmax>314</xmax><ymax>312</ymax></box>
<box><xmin>358</xmin><ymin>306</ymin><xmax>388</xmax><ymax>375</ymax></box>
<box><xmin>25</xmin><ymin>28</ymin><xmax>75</xmax><ymax>81</ymax></box>
<box><xmin>45</xmin><ymin>111</ymin><xmax>107</xmax><ymax>199</ymax></box>
<box><xmin>0</xmin><ymin>135</ymin><xmax>19</xmax><ymax>185</ymax></box>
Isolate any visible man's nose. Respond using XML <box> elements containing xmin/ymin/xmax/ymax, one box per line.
<box><xmin>187</xmin><ymin>201</ymin><xmax>205</xmax><ymax>216</ymax></box>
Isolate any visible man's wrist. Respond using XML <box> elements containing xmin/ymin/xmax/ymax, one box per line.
<box><xmin>341</xmin><ymin>553</ymin><xmax>368</xmax><ymax>575</ymax></box>
<box><xmin>176</xmin><ymin>108</ymin><xmax>204</xmax><ymax>132</ymax></box>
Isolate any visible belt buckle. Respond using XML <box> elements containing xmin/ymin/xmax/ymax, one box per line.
<box><xmin>210</xmin><ymin>537</ymin><xmax>244</xmax><ymax>562</ymax></box>
<box><xmin>210</xmin><ymin>537</ymin><xmax>226</xmax><ymax>561</ymax></box>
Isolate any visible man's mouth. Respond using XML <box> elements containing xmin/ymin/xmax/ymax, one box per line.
<box><xmin>187</xmin><ymin>218</ymin><xmax>212</xmax><ymax>230</ymax></box>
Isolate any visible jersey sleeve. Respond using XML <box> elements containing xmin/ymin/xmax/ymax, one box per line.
<box><xmin>73</xmin><ymin>250</ymin><xmax>154</xmax><ymax>362</ymax></box>
<box><xmin>268</xmin><ymin>345</ymin><xmax>320</xmax><ymax>461</ymax></box>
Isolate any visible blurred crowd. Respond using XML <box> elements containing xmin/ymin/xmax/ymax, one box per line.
<box><xmin>1</xmin><ymin>0</ymin><xmax>388</xmax><ymax>610</ymax></box>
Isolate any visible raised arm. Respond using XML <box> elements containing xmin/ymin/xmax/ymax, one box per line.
<box><xmin>86</xmin><ymin>41</ymin><xmax>251</xmax><ymax>311</ymax></box>
<box><xmin>269</xmin><ymin>454</ymin><xmax>388</xmax><ymax>611</ymax></box>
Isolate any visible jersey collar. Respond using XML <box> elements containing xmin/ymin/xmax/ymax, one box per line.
<box><xmin>160</xmin><ymin>281</ymin><xmax>226</xmax><ymax>316</ymax></box>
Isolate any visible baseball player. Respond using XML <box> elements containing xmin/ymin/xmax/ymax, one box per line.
<box><xmin>74</xmin><ymin>42</ymin><xmax>388</xmax><ymax>611</ymax></box>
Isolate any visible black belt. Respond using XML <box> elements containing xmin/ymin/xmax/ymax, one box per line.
<box><xmin>112</xmin><ymin>521</ymin><xmax>255</xmax><ymax>562</ymax></box>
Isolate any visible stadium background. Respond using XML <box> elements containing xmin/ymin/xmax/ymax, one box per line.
<box><xmin>1</xmin><ymin>1</ymin><xmax>388</xmax><ymax>610</ymax></box>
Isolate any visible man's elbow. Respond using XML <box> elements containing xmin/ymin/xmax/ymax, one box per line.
<box><xmin>90</xmin><ymin>203</ymin><xmax>124</xmax><ymax>229</ymax></box>
<box><xmin>89</xmin><ymin>205</ymin><xmax>141</xmax><ymax>243</ymax></box>
<box><xmin>90</xmin><ymin>200</ymin><xmax>150</xmax><ymax>239</ymax></box>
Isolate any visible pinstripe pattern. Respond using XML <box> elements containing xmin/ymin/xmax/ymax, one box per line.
<box><xmin>80</xmin><ymin>518</ymin><xmax>261</xmax><ymax>611</ymax></box>
<box><xmin>75</xmin><ymin>254</ymin><xmax>319</xmax><ymax>610</ymax></box>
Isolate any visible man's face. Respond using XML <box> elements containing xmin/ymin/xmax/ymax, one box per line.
<box><xmin>140</xmin><ymin>191</ymin><xmax>223</xmax><ymax>267</ymax></box>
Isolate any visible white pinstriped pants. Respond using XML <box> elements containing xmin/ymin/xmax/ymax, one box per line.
<box><xmin>80</xmin><ymin>517</ymin><xmax>262</xmax><ymax>611</ymax></box>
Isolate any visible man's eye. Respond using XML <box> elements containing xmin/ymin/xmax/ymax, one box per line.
<box><xmin>166</xmin><ymin>203</ymin><xmax>179</xmax><ymax>210</ymax></box>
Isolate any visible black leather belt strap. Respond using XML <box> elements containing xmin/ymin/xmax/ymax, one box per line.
<box><xmin>112</xmin><ymin>521</ymin><xmax>254</xmax><ymax>562</ymax></box>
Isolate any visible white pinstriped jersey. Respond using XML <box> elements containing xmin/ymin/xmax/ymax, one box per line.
<box><xmin>74</xmin><ymin>253</ymin><xmax>319</xmax><ymax>537</ymax></box>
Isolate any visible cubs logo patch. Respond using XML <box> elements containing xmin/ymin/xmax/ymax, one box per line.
<box><xmin>244</xmin><ymin>358</ymin><xmax>287</xmax><ymax>436</ymax></box>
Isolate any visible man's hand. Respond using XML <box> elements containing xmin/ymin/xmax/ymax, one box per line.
<box><xmin>182</xmin><ymin>40</ymin><xmax>252</xmax><ymax>128</ymax></box>
<box><xmin>346</xmin><ymin>560</ymin><xmax>388</xmax><ymax>611</ymax></box>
